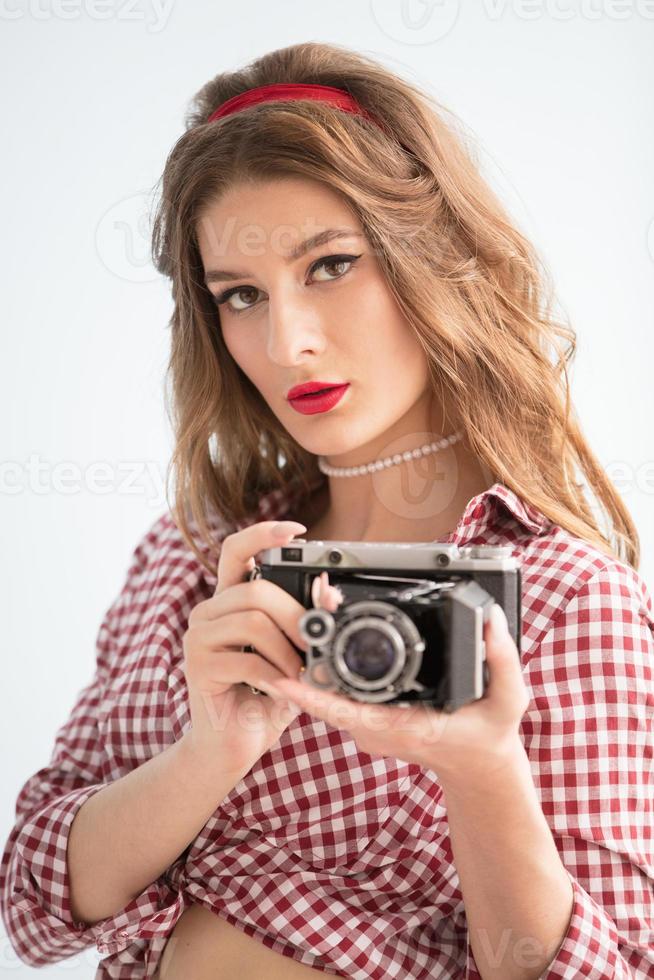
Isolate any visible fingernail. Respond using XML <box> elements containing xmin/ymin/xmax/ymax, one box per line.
<box><xmin>489</xmin><ymin>604</ymin><xmax>509</xmax><ymax>639</ymax></box>
<box><xmin>253</xmin><ymin>678</ymin><xmax>281</xmax><ymax>695</ymax></box>
<box><xmin>272</xmin><ymin>521</ymin><xmax>307</xmax><ymax>538</ymax></box>
<box><xmin>331</xmin><ymin>584</ymin><xmax>344</xmax><ymax>604</ymax></box>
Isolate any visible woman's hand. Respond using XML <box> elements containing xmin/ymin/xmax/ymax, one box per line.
<box><xmin>182</xmin><ymin>520</ymin><xmax>310</xmax><ymax>774</ymax></box>
<box><xmin>254</xmin><ymin>573</ymin><xmax>531</xmax><ymax>783</ymax></box>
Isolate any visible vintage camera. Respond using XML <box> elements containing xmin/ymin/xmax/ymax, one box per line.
<box><xmin>250</xmin><ymin>539</ymin><xmax>521</xmax><ymax>712</ymax></box>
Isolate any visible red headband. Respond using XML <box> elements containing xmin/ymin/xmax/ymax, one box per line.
<box><xmin>206</xmin><ymin>82</ymin><xmax>382</xmax><ymax>130</ymax></box>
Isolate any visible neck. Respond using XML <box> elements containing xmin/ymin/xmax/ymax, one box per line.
<box><xmin>299</xmin><ymin>439</ymin><xmax>494</xmax><ymax>543</ymax></box>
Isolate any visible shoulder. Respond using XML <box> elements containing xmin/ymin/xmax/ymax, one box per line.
<box><xmin>124</xmin><ymin>479</ymin><xmax>301</xmax><ymax>590</ymax></box>
<box><xmin>97</xmin><ymin>480</ymin><xmax>299</xmax><ymax>676</ymax></box>
<box><xmin>516</xmin><ymin>521</ymin><xmax>654</xmax><ymax>665</ymax></box>
<box><xmin>516</xmin><ymin>525</ymin><xmax>654</xmax><ymax>802</ymax></box>
<box><xmin>98</xmin><ymin>509</ymin><xmax>230</xmax><ymax>671</ymax></box>
<box><xmin>114</xmin><ymin>509</ymin><xmax>218</xmax><ymax>600</ymax></box>
<box><xmin>455</xmin><ymin>481</ymin><xmax>653</xmax><ymax>654</ymax></box>
<box><xmin>122</xmin><ymin>510</ymin><xmax>223</xmax><ymax>589</ymax></box>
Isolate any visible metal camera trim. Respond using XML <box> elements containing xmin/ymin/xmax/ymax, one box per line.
<box><xmin>299</xmin><ymin>600</ymin><xmax>427</xmax><ymax>703</ymax></box>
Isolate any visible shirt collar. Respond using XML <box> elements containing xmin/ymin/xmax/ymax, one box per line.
<box><xmin>444</xmin><ymin>482</ymin><xmax>551</xmax><ymax>544</ymax></box>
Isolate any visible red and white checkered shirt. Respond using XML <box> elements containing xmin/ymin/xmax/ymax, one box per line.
<box><xmin>1</xmin><ymin>481</ymin><xmax>653</xmax><ymax>978</ymax></box>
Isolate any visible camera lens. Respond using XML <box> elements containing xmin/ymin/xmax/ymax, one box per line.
<box><xmin>299</xmin><ymin>609</ymin><xmax>335</xmax><ymax>646</ymax></box>
<box><xmin>342</xmin><ymin>627</ymin><xmax>396</xmax><ymax>681</ymax></box>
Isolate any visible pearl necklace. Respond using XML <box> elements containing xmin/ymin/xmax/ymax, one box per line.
<box><xmin>317</xmin><ymin>429</ymin><xmax>464</xmax><ymax>478</ymax></box>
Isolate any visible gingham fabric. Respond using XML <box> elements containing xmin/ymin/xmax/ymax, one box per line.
<box><xmin>1</xmin><ymin>481</ymin><xmax>653</xmax><ymax>978</ymax></box>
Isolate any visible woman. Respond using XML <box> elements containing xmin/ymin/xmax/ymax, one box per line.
<box><xmin>1</xmin><ymin>41</ymin><xmax>652</xmax><ymax>979</ymax></box>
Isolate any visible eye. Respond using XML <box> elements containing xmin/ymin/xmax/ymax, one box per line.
<box><xmin>212</xmin><ymin>253</ymin><xmax>362</xmax><ymax>316</ymax></box>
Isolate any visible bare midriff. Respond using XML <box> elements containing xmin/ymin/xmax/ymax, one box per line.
<box><xmin>156</xmin><ymin>903</ymin><xmax>330</xmax><ymax>978</ymax></box>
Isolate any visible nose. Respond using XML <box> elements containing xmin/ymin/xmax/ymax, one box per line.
<box><xmin>265</xmin><ymin>290</ymin><xmax>328</xmax><ymax>366</ymax></box>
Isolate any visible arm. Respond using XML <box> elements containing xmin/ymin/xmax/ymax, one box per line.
<box><xmin>67</xmin><ymin>731</ymin><xmax>254</xmax><ymax>925</ymax></box>
<box><xmin>0</xmin><ymin>515</ymin><xmax>236</xmax><ymax>966</ymax></box>
<box><xmin>441</xmin><ymin>740</ymin><xmax>575</xmax><ymax>980</ymax></box>
<box><xmin>442</xmin><ymin>564</ymin><xmax>654</xmax><ymax>980</ymax></box>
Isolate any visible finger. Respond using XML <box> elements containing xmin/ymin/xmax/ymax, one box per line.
<box><xmin>255</xmin><ymin>675</ymin><xmax>450</xmax><ymax>755</ymax></box>
<box><xmin>187</xmin><ymin>611</ymin><xmax>304</xmax><ymax>679</ymax></box>
<box><xmin>311</xmin><ymin>573</ymin><xmax>323</xmax><ymax>608</ymax></box>
<box><xmin>319</xmin><ymin>572</ymin><xmax>344</xmax><ymax>613</ymax></box>
<box><xmin>189</xmin><ymin>648</ymin><xmax>304</xmax><ymax>692</ymax></box>
<box><xmin>215</xmin><ymin>520</ymin><xmax>307</xmax><ymax>596</ymax></box>
<box><xmin>191</xmin><ymin>578</ymin><xmax>310</xmax><ymax>653</ymax></box>
<box><xmin>311</xmin><ymin>572</ymin><xmax>342</xmax><ymax>612</ymax></box>
<box><xmin>254</xmin><ymin>675</ymin><xmax>362</xmax><ymax>731</ymax></box>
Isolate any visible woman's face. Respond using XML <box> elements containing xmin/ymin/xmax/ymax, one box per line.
<box><xmin>197</xmin><ymin>176</ymin><xmax>434</xmax><ymax>468</ymax></box>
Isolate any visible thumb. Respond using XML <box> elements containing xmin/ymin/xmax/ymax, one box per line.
<box><xmin>483</xmin><ymin>604</ymin><xmax>528</xmax><ymax>716</ymax></box>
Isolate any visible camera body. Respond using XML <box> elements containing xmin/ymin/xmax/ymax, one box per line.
<box><xmin>251</xmin><ymin>539</ymin><xmax>521</xmax><ymax>713</ymax></box>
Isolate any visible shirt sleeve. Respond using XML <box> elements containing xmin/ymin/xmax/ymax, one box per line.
<box><xmin>465</xmin><ymin>562</ymin><xmax>654</xmax><ymax>979</ymax></box>
<box><xmin>0</xmin><ymin>516</ymin><xmax>182</xmax><ymax>967</ymax></box>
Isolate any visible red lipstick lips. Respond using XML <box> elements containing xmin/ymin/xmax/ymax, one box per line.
<box><xmin>286</xmin><ymin>380</ymin><xmax>347</xmax><ymax>400</ymax></box>
<box><xmin>287</xmin><ymin>381</ymin><xmax>350</xmax><ymax>416</ymax></box>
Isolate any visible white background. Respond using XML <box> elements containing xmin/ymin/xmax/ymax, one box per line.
<box><xmin>1</xmin><ymin>1</ymin><xmax>653</xmax><ymax>974</ymax></box>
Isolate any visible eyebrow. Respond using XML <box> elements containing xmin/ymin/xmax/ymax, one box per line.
<box><xmin>203</xmin><ymin>228</ymin><xmax>364</xmax><ymax>285</ymax></box>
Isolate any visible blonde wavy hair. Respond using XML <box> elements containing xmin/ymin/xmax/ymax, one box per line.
<box><xmin>150</xmin><ymin>41</ymin><xmax>639</xmax><ymax>575</ymax></box>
